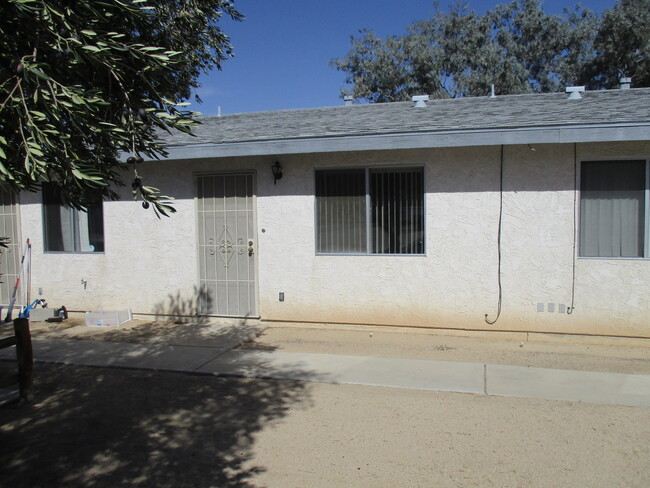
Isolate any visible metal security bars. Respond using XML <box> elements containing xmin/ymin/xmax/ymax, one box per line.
<box><xmin>0</xmin><ymin>187</ymin><xmax>21</xmax><ymax>306</ymax></box>
<box><xmin>316</xmin><ymin>167</ymin><xmax>424</xmax><ymax>255</ymax></box>
<box><xmin>370</xmin><ymin>168</ymin><xmax>424</xmax><ymax>254</ymax></box>
<box><xmin>316</xmin><ymin>169</ymin><xmax>366</xmax><ymax>253</ymax></box>
<box><xmin>197</xmin><ymin>174</ymin><xmax>257</xmax><ymax>317</ymax></box>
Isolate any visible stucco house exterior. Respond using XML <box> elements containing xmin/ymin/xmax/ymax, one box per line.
<box><xmin>4</xmin><ymin>86</ymin><xmax>650</xmax><ymax>338</ymax></box>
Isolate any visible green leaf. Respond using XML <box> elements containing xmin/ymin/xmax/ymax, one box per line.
<box><xmin>0</xmin><ymin>0</ymin><xmax>241</xmax><ymax>213</ymax></box>
<box><xmin>71</xmin><ymin>168</ymin><xmax>103</xmax><ymax>181</ymax></box>
<box><xmin>30</xmin><ymin>68</ymin><xmax>51</xmax><ymax>81</ymax></box>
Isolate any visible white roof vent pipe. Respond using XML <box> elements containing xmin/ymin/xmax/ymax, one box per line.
<box><xmin>412</xmin><ymin>95</ymin><xmax>429</xmax><ymax>108</ymax></box>
<box><xmin>620</xmin><ymin>77</ymin><xmax>631</xmax><ymax>89</ymax></box>
<box><xmin>344</xmin><ymin>95</ymin><xmax>354</xmax><ymax>106</ymax></box>
<box><xmin>566</xmin><ymin>86</ymin><xmax>585</xmax><ymax>99</ymax></box>
<box><xmin>489</xmin><ymin>84</ymin><xmax>497</xmax><ymax>99</ymax></box>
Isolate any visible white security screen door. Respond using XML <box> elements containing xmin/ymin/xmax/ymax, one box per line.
<box><xmin>0</xmin><ymin>188</ymin><xmax>21</xmax><ymax>306</ymax></box>
<box><xmin>197</xmin><ymin>174</ymin><xmax>258</xmax><ymax>316</ymax></box>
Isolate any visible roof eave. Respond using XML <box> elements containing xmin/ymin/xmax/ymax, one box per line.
<box><xmin>161</xmin><ymin>123</ymin><xmax>650</xmax><ymax>161</ymax></box>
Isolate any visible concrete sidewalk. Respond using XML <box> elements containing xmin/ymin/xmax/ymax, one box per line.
<box><xmin>2</xmin><ymin>325</ymin><xmax>650</xmax><ymax>407</ymax></box>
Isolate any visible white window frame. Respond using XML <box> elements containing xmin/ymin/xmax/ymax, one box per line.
<box><xmin>42</xmin><ymin>184</ymin><xmax>105</xmax><ymax>254</ymax></box>
<box><xmin>578</xmin><ymin>158</ymin><xmax>650</xmax><ymax>259</ymax></box>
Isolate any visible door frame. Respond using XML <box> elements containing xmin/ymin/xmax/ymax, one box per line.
<box><xmin>193</xmin><ymin>170</ymin><xmax>260</xmax><ymax>318</ymax></box>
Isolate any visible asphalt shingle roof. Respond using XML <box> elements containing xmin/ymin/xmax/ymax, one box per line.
<box><xmin>162</xmin><ymin>88</ymin><xmax>650</xmax><ymax>148</ymax></box>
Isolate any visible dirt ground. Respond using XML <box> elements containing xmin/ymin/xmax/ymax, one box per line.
<box><xmin>243</xmin><ymin>324</ymin><xmax>650</xmax><ymax>374</ymax></box>
<box><xmin>1</xmin><ymin>363</ymin><xmax>649</xmax><ymax>488</ymax></box>
<box><xmin>18</xmin><ymin>315</ymin><xmax>650</xmax><ymax>375</ymax></box>
<box><xmin>2</xmin><ymin>321</ymin><xmax>650</xmax><ymax>486</ymax></box>
<box><xmin>24</xmin><ymin>316</ymin><xmax>208</xmax><ymax>342</ymax></box>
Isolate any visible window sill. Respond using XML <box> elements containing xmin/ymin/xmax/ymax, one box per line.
<box><xmin>316</xmin><ymin>253</ymin><xmax>427</xmax><ymax>257</ymax></box>
<box><xmin>43</xmin><ymin>251</ymin><xmax>106</xmax><ymax>255</ymax></box>
<box><xmin>577</xmin><ymin>256</ymin><xmax>648</xmax><ymax>261</ymax></box>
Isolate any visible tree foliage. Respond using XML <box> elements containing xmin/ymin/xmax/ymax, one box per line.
<box><xmin>585</xmin><ymin>0</ymin><xmax>650</xmax><ymax>89</ymax></box>
<box><xmin>332</xmin><ymin>0</ymin><xmax>648</xmax><ymax>102</ymax></box>
<box><xmin>0</xmin><ymin>0</ymin><xmax>242</xmax><ymax>216</ymax></box>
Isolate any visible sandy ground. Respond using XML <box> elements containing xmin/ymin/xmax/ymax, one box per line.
<box><xmin>1</xmin><ymin>363</ymin><xmax>649</xmax><ymax>488</ymax></box>
<box><xmin>243</xmin><ymin>324</ymin><xmax>650</xmax><ymax>374</ymax></box>
<box><xmin>23</xmin><ymin>317</ymin><xmax>226</xmax><ymax>342</ymax></box>
<box><xmin>13</xmin><ymin>316</ymin><xmax>650</xmax><ymax>375</ymax></box>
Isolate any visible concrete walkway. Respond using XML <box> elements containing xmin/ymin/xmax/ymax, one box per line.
<box><xmin>2</xmin><ymin>329</ymin><xmax>650</xmax><ymax>408</ymax></box>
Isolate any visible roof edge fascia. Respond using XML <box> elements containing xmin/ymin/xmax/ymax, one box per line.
<box><xmin>161</xmin><ymin>123</ymin><xmax>650</xmax><ymax>161</ymax></box>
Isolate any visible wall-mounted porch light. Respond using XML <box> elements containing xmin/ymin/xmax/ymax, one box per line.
<box><xmin>272</xmin><ymin>161</ymin><xmax>283</xmax><ymax>184</ymax></box>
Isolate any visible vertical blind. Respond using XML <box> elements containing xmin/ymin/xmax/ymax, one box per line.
<box><xmin>580</xmin><ymin>160</ymin><xmax>646</xmax><ymax>258</ymax></box>
<box><xmin>316</xmin><ymin>167</ymin><xmax>424</xmax><ymax>254</ymax></box>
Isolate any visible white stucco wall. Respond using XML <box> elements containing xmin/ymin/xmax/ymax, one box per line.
<box><xmin>18</xmin><ymin>140</ymin><xmax>650</xmax><ymax>337</ymax></box>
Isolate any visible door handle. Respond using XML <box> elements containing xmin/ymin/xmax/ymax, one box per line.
<box><xmin>248</xmin><ymin>240</ymin><xmax>254</xmax><ymax>256</ymax></box>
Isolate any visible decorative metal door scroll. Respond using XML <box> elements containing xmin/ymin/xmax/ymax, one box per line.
<box><xmin>216</xmin><ymin>227</ymin><xmax>235</xmax><ymax>267</ymax></box>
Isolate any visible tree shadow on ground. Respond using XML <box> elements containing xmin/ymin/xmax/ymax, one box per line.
<box><xmin>96</xmin><ymin>319</ymin><xmax>263</xmax><ymax>347</ymax></box>
<box><xmin>0</xmin><ymin>362</ymin><xmax>312</xmax><ymax>488</ymax></box>
<box><xmin>153</xmin><ymin>285</ymin><xmax>213</xmax><ymax>325</ymax></box>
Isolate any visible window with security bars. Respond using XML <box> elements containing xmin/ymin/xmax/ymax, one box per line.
<box><xmin>316</xmin><ymin>167</ymin><xmax>424</xmax><ymax>254</ymax></box>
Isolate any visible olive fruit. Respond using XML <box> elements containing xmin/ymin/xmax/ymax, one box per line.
<box><xmin>127</xmin><ymin>156</ymin><xmax>136</xmax><ymax>164</ymax></box>
<box><xmin>15</xmin><ymin>63</ymin><xmax>24</xmax><ymax>75</ymax></box>
<box><xmin>131</xmin><ymin>177</ymin><xmax>142</xmax><ymax>190</ymax></box>
<box><xmin>142</xmin><ymin>201</ymin><xmax>150</xmax><ymax>209</ymax></box>
<box><xmin>134</xmin><ymin>156</ymin><xmax>144</xmax><ymax>164</ymax></box>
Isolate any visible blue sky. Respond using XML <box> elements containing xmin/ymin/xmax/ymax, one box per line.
<box><xmin>191</xmin><ymin>0</ymin><xmax>618</xmax><ymax>115</ymax></box>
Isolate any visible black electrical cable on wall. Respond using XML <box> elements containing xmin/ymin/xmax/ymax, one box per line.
<box><xmin>485</xmin><ymin>145</ymin><xmax>504</xmax><ymax>325</ymax></box>
<box><xmin>567</xmin><ymin>143</ymin><xmax>577</xmax><ymax>314</ymax></box>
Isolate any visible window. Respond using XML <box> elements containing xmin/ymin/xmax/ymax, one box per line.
<box><xmin>43</xmin><ymin>183</ymin><xmax>105</xmax><ymax>253</ymax></box>
<box><xmin>316</xmin><ymin>167</ymin><xmax>424</xmax><ymax>254</ymax></box>
<box><xmin>579</xmin><ymin>160</ymin><xmax>647</xmax><ymax>258</ymax></box>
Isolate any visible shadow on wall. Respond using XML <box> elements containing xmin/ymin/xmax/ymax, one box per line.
<box><xmin>0</xmin><ymin>360</ymin><xmax>313</xmax><ymax>487</ymax></box>
<box><xmin>153</xmin><ymin>285</ymin><xmax>213</xmax><ymax>325</ymax></box>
